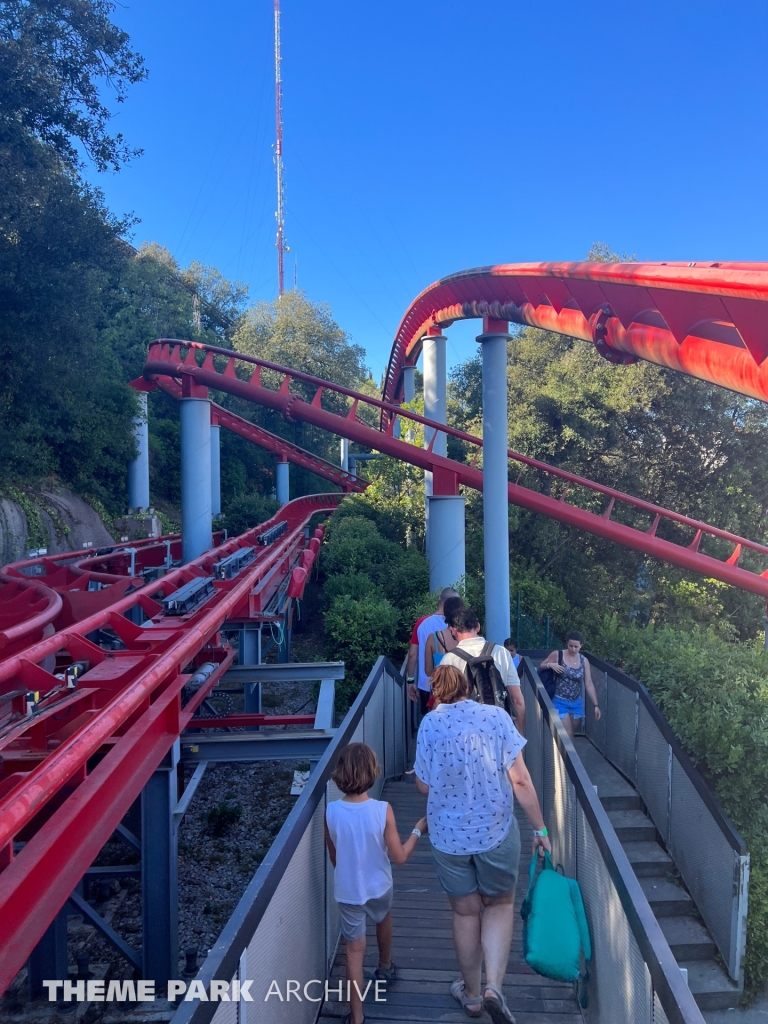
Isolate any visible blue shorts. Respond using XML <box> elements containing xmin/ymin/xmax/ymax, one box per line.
<box><xmin>553</xmin><ymin>695</ymin><xmax>584</xmax><ymax>719</ymax></box>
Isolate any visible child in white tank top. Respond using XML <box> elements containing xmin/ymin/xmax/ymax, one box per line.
<box><xmin>325</xmin><ymin>743</ymin><xmax>426</xmax><ymax>1024</ymax></box>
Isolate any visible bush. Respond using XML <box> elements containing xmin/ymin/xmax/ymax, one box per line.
<box><xmin>217</xmin><ymin>495</ymin><xmax>280</xmax><ymax>538</ymax></box>
<box><xmin>590</xmin><ymin>618</ymin><xmax>768</xmax><ymax>997</ymax></box>
<box><xmin>324</xmin><ymin>593</ymin><xmax>400</xmax><ymax>710</ymax></box>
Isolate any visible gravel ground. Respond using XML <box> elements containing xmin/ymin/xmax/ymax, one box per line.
<box><xmin>2</xmin><ymin>599</ymin><xmax>327</xmax><ymax>1023</ymax></box>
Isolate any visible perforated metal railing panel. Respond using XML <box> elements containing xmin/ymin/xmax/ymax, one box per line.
<box><xmin>586</xmin><ymin>663</ymin><xmax>608</xmax><ymax>753</ymax></box>
<box><xmin>669</xmin><ymin>756</ymin><xmax>739</xmax><ymax>975</ymax></box>
<box><xmin>577</xmin><ymin>798</ymin><xmax>653</xmax><ymax>1024</ymax></box>
<box><xmin>605</xmin><ymin>676</ymin><xmax>638</xmax><ymax>783</ymax></box>
<box><xmin>240</xmin><ymin>800</ymin><xmax>327</xmax><ymax>1022</ymax></box>
<box><xmin>519</xmin><ymin>657</ymin><xmax>707</xmax><ymax>1024</ymax></box>
<box><xmin>636</xmin><ymin>701</ymin><xmax>671</xmax><ymax>843</ymax></box>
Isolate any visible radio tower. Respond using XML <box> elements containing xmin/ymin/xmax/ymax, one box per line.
<box><xmin>274</xmin><ymin>0</ymin><xmax>286</xmax><ymax>297</ymax></box>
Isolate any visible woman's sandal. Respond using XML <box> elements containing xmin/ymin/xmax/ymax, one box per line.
<box><xmin>482</xmin><ymin>983</ymin><xmax>516</xmax><ymax>1024</ymax></box>
<box><xmin>450</xmin><ymin>979</ymin><xmax>483</xmax><ymax>1018</ymax></box>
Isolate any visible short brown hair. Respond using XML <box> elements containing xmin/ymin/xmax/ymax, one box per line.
<box><xmin>430</xmin><ymin>664</ymin><xmax>468</xmax><ymax>706</ymax></box>
<box><xmin>331</xmin><ymin>743</ymin><xmax>380</xmax><ymax>795</ymax></box>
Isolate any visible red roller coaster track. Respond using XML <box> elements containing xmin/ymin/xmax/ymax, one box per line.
<box><xmin>144</xmin><ymin>337</ymin><xmax>768</xmax><ymax>597</ymax></box>
<box><xmin>384</xmin><ymin>261</ymin><xmax>768</xmax><ymax>408</ymax></box>
<box><xmin>3</xmin><ymin>260</ymin><xmax>768</xmax><ymax>994</ymax></box>
<box><xmin>0</xmin><ymin>494</ymin><xmax>338</xmax><ymax>989</ymax></box>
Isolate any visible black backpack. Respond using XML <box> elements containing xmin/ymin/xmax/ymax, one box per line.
<box><xmin>452</xmin><ymin>643</ymin><xmax>511</xmax><ymax>714</ymax></box>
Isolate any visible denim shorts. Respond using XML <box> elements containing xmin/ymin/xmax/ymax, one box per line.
<box><xmin>553</xmin><ymin>695</ymin><xmax>585</xmax><ymax>719</ymax></box>
<box><xmin>337</xmin><ymin>886</ymin><xmax>393</xmax><ymax>941</ymax></box>
<box><xmin>431</xmin><ymin>818</ymin><xmax>521</xmax><ymax>898</ymax></box>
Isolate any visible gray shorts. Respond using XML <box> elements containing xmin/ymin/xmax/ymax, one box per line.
<box><xmin>337</xmin><ymin>886</ymin><xmax>393</xmax><ymax>941</ymax></box>
<box><xmin>431</xmin><ymin>818</ymin><xmax>521</xmax><ymax>898</ymax></box>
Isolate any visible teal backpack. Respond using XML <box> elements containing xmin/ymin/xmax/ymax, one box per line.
<box><xmin>520</xmin><ymin>852</ymin><xmax>592</xmax><ymax>1005</ymax></box>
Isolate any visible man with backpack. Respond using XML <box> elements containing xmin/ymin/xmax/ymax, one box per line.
<box><xmin>441</xmin><ymin>607</ymin><xmax>526</xmax><ymax>736</ymax></box>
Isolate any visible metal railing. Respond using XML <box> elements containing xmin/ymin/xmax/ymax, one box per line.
<box><xmin>573</xmin><ymin>652</ymin><xmax>749</xmax><ymax>986</ymax></box>
<box><xmin>171</xmin><ymin>656</ymin><xmax>408</xmax><ymax>1024</ymax></box>
<box><xmin>519</xmin><ymin>656</ymin><xmax>706</xmax><ymax>1024</ymax></box>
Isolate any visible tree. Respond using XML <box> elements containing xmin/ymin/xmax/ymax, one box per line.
<box><xmin>0</xmin><ymin>0</ymin><xmax>146</xmax><ymax>171</ymax></box>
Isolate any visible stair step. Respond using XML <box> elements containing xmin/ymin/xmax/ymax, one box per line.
<box><xmin>639</xmin><ymin>877</ymin><xmax>693</xmax><ymax>916</ymax></box>
<box><xmin>680</xmin><ymin>959</ymin><xmax>740</xmax><ymax>1011</ymax></box>
<box><xmin>607</xmin><ymin>808</ymin><xmax>657</xmax><ymax>842</ymax></box>
<box><xmin>573</xmin><ymin>737</ymin><xmax>642</xmax><ymax>810</ymax></box>
<box><xmin>659</xmin><ymin>916</ymin><xmax>716</xmax><ymax>961</ymax></box>
<box><xmin>622</xmin><ymin>840</ymin><xmax>673</xmax><ymax>877</ymax></box>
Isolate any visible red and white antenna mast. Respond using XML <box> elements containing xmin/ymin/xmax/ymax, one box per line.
<box><xmin>274</xmin><ymin>0</ymin><xmax>287</xmax><ymax>297</ymax></box>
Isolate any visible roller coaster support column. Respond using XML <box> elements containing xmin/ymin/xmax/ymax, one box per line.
<box><xmin>128</xmin><ymin>390</ymin><xmax>150</xmax><ymax>511</ymax></box>
<box><xmin>241</xmin><ymin>626</ymin><xmax>262</xmax><ymax>719</ymax></box>
<box><xmin>210</xmin><ymin>415</ymin><xmax>221</xmax><ymax>518</ymax></box>
<box><xmin>180</xmin><ymin>378</ymin><xmax>212</xmax><ymax>563</ymax></box>
<box><xmin>141</xmin><ymin>742</ymin><xmax>179</xmax><ymax>991</ymax></box>
<box><xmin>28</xmin><ymin>909</ymin><xmax>68</xmax><ymax>999</ymax></box>
<box><xmin>340</xmin><ymin>437</ymin><xmax>349</xmax><ymax>473</ymax></box>
<box><xmin>276</xmin><ymin>457</ymin><xmax>290</xmax><ymax>505</ymax></box>
<box><xmin>478</xmin><ymin>319</ymin><xmax>511</xmax><ymax>643</ymax></box>
<box><xmin>423</xmin><ymin>330</ymin><xmax>447</xmax><ymax>553</ymax></box>
<box><xmin>427</xmin><ymin>481</ymin><xmax>465</xmax><ymax>591</ymax></box>
<box><xmin>402</xmin><ymin>365</ymin><xmax>416</xmax><ymax>404</ymax></box>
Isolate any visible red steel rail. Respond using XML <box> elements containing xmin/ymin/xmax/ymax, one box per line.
<box><xmin>0</xmin><ymin>493</ymin><xmax>339</xmax><ymax>989</ymax></box>
<box><xmin>383</xmin><ymin>261</ymin><xmax>768</xmax><ymax>408</ymax></box>
<box><xmin>144</xmin><ymin>375</ymin><xmax>365</xmax><ymax>493</ymax></box>
<box><xmin>143</xmin><ymin>340</ymin><xmax>768</xmax><ymax>597</ymax></box>
<box><xmin>0</xmin><ymin>576</ymin><xmax>62</xmax><ymax>658</ymax></box>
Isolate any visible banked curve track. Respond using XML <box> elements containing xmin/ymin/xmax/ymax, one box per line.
<box><xmin>0</xmin><ymin>493</ymin><xmax>340</xmax><ymax>991</ymax></box>
<box><xmin>383</xmin><ymin>261</ymin><xmax>768</xmax><ymax>407</ymax></box>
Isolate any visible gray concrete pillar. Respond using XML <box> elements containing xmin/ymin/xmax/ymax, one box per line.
<box><xmin>276</xmin><ymin>458</ymin><xmax>289</xmax><ymax>505</ymax></box>
<box><xmin>478</xmin><ymin>322</ymin><xmax>511</xmax><ymax>644</ymax></box>
<box><xmin>210</xmin><ymin>423</ymin><xmax>221</xmax><ymax>518</ymax></box>
<box><xmin>422</xmin><ymin>334</ymin><xmax>447</xmax><ymax>556</ymax></box>
<box><xmin>180</xmin><ymin>396</ymin><xmax>212</xmax><ymax>563</ymax></box>
<box><xmin>340</xmin><ymin>437</ymin><xmax>349</xmax><ymax>473</ymax></box>
<box><xmin>402</xmin><ymin>365</ymin><xmax>416</xmax><ymax>403</ymax></box>
<box><xmin>426</xmin><ymin>495</ymin><xmax>465</xmax><ymax>592</ymax></box>
<box><xmin>127</xmin><ymin>391</ymin><xmax>150</xmax><ymax>511</ymax></box>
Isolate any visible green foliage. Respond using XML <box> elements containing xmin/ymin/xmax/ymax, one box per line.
<box><xmin>320</xmin><ymin>501</ymin><xmax>431</xmax><ymax>710</ymax></box>
<box><xmin>324</xmin><ymin>594</ymin><xmax>400</xmax><ymax>710</ymax></box>
<box><xmin>204</xmin><ymin>800</ymin><xmax>242</xmax><ymax>838</ymax></box>
<box><xmin>588</xmin><ymin>619</ymin><xmax>768</xmax><ymax>995</ymax></box>
<box><xmin>216</xmin><ymin>495</ymin><xmax>280</xmax><ymax>539</ymax></box>
<box><xmin>0</xmin><ymin>0</ymin><xmax>147</xmax><ymax>171</ymax></box>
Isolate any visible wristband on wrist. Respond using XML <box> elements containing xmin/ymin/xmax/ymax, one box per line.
<box><xmin>407</xmin><ymin>677</ymin><xmax>415</xmax><ymax>684</ymax></box>
<box><xmin>411</xmin><ymin>828</ymin><xmax>422</xmax><ymax>838</ymax></box>
<box><xmin>533</xmin><ymin>827</ymin><xmax>548</xmax><ymax>837</ymax></box>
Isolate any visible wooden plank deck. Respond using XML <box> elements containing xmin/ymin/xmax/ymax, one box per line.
<box><xmin>318</xmin><ymin>777</ymin><xmax>583</xmax><ymax>1023</ymax></box>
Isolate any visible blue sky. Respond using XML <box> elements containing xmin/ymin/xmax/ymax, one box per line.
<box><xmin>93</xmin><ymin>0</ymin><xmax>768</xmax><ymax>380</ymax></box>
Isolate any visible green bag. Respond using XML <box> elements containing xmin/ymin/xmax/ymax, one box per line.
<box><xmin>520</xmin><ymin>852</ymin><xmax>591</xmax><ymax>1001</ymax></box>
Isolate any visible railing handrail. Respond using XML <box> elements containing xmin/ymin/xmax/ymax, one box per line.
<box><xmin>519</xmin><ymin>657</ymin><xmax>705</xmax><ymax>1024</ymax></box>
<box><xmin>521</xmin><ymin>647</ymin><xmax>747</xmax><ymax>855</ymax></box>
<box><xmin>171</xmin><ymin>655</ymin><xmax>404</xmax><ymax>1024</ymax></box>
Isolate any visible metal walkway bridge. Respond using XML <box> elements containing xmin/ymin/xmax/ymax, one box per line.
<box><xmin>169</xmin><ymin>652</ymin><xmax>745</xmax><ymax>1024</ymax></box>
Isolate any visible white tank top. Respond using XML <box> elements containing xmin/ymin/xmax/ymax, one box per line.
<box><xmin>326</xmin><ymin>798</ymin><xmax>392</xmax><ymax>905</ymax></box>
